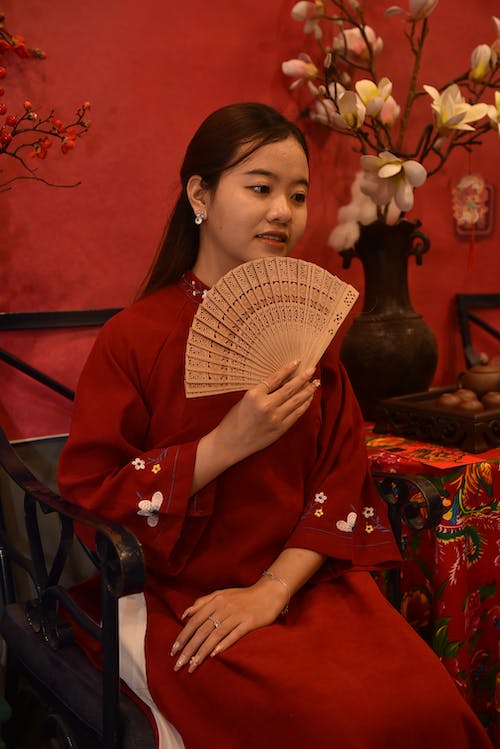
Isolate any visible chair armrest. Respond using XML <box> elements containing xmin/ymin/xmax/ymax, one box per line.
<box><xmin>0</xmin><ymin>424</ymin><xmax>145</xmax><ymax>605</ymax></box>
<box><xmin>372</xmin><ymin>471</ymin><xmax>443</xmax><ymax>533</ymax></box>
<box><xmin>0</xmin><ymin>423</ymin><xmax>147</xmax><ymax>748</ymax></box>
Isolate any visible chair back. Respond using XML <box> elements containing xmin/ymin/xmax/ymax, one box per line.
<box><xmin>456</xmin><ymin>293</ymin><xmax>500</xmax><ymax>367</ymax></box>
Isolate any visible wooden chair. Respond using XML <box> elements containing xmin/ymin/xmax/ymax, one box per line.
<box><xmin>0</xmin><ymin>421</ymin><xmax>443</xmax><ymax>748</ymax></box>
<box><xmin>456</xmin><ymin>293</ymin><xmax>500</xmax><ymax>367</ymax></box>
<box><xmin>0</xmin><ymin>424</ymin><xmax>156</xmax><ymax>749</ymax></box>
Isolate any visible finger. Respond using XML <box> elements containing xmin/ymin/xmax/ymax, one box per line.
<box><xmin>277</xmin><ymin>381</ymin><xmax>320</xmax><ymax>425</ymax></box>
<box><xmin>181</xmin><ymin>590</ymin><xmax>221</xmax><ymax>619</ymax></box>
<box><xmin>173</xmin><ymin>605</ymin><xmax>215</xmax><ymax>653</ymax></box>
<box><xmin>210</xmin><ymin>622</ymin><xmax>249</xmax><ymax>659</ymax></box>
<box><xmin>261</xmin><ymin>359</ymin><xmax>300</xmax><ymax>394</ymax></box>
<box><xmin>269</xmin><ymin>366</ymin><xmax>317</xmax><ymax>405</ymax></box>
<box><xmin>177</xmin><ymin>610</ymin><xmax>233</xmax><ymax>672</ymax></box>
<box><xmin>190</xmin><ymin>620</ymin><xmax>250</xmax><ymax>672</ymax></box>
<box><xmin>273</xmin><ymin>375</ymin><xmax>320</xmax><ymax>415</ymax></box>
<box><xmin>173</xmin><ymin>618</ymin><xmax>219</xmax><ymax>671</ymax></box>
<box><xmin>181</xmin><ymin>601</ymin><xmax>207</xmax><ymax>620</ymax></box>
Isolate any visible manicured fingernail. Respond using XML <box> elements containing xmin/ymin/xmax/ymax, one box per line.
<box><xmin>188</xmin><ymin>656</ymin><xmax>199</xmax><ymax>673</ymax></box>
<box><xmin>174</xmin><ymin>655</ymin><xmax>186</xmax><ymax>671</ymax></box>
<box><xmin>181</xmin><ymin>610</ymin><xmax>189</xmax><ymax>620</ymax></box>
<box><xmin>210</xmin><ymin>645</ymin><xmax>220</xmax><ymax>658</ymax></box>
<box><xmin>170</xmin><ymin>641</ymin><xmax>180</xmax><ymax>656</ymax></box>
<box><xmin>313</xmin><ymin>379</ymin><xmax>321</xmax><ymax>388</ymax></box>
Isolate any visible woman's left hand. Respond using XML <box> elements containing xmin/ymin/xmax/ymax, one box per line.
<box><xmin>170</xmin><ymin>579</ymin><xmax>287</xmax><ymax>673</ymax></box>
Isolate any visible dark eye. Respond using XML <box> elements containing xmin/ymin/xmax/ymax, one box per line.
<box><xmin>292</xmin><ymin>192</ymin><xmax>307</xmax><ymax>204</ymax></box>
<box><xmin>250</xmin><ymin>185</ymin><xmax>270</xmax><ymax>194</ymax></box>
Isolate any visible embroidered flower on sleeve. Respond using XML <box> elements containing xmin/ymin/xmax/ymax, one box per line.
<box><xmin>132</xmin><ymin>457</ymin><xmax>146</xmax><ymax>470</ymax></box>
<box><xmin>151</xmin><ymin>463</ymin><xmax>161</xmax><ymax>474</ymax></box>
<box><xmin>336</xmin><ymin>511</ymin><xmax>357</xmax><ymax>533</ymax></box>
<box><xmin>362</xmin><ymin>506</ymin><xmax>375</xmax><ymax>518</ymax></box>
<box><xmin>137</xmin><ymin>491</ymin><xmax>163</xmax><ymax>527</ymax></box>
<box><xmin>365</xmin><ymin>523</ymin><xmax>374</xmax><ymax>534</ymax></box>
<box><xmin>314</xmin><ymin>507</ymin><xmax>324</xmax><ymax>518</ymax></box>
<box><xmin>314</xmin><ymin>491</ymin><xmax>327</xmax><ymax>504</ymax></box>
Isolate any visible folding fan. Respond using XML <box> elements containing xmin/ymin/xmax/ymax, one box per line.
<box><xmin>184</xmin><ymin>256</ymin><xmax>358</xmax><ymax>397</ymax></box>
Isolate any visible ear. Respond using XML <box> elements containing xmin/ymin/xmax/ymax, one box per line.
<box><xmin>186</xmin><ymin>175</ymin><xmax>208</xmax><ymax>217</ymax></box>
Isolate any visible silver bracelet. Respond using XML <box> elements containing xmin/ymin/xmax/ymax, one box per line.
<box><xmin>262</xmin><ymin>569</ymin><xmax>290</xmax><ymax>615</ymax></box>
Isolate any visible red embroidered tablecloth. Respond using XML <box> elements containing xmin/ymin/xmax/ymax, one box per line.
<box><xmin>366</xmin><ymin>429</ymin><xmax>500</xmax><ymax>746</ymax></box>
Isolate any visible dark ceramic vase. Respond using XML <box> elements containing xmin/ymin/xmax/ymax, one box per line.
<box><xmin>339</xmin><ymin>219</ymin><xmax>438</xmax><ymax>421</ymax></box>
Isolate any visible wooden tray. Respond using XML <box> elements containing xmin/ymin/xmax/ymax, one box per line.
<box><xmin>374</xmin><ymin>386</ymin><xmax>500</xmax><ymax>453</ymax></box>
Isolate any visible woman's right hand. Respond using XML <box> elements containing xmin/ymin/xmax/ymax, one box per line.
<box><xmin>191</xmin><ymin>361</ymin><xmax>320</xmax><ymax>493</ymax></box>
<box><xmin>217</xmin><ymin>360</ymin><xmax>319</xmax><ymax>459</ymax></box>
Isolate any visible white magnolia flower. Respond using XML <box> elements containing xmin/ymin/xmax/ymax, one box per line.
<box><xmin>360</xmin><ymin>151</ymin><xmax>427</xmax><ymax>212</ymax></box>
<box><xmin>291</xmin><ymin>1</ymin><xmax>324</xmax><ymax>36</ymax></box>
<box><xmin>385</xmin><ymin>0</ymin><xmax>438</xmax><ymax>21</ymax></box>
<box><xmin>282</xmin><ymin>53</ymin><xmax>319</xmax><ymax>89</ymax></box>
<box><xmin>328</xmin><ymin>90</ymin><xmax>366</xmax><ymax>131</ymax></box>
<box><xmin>492</xmin><ymin>16</ymin><xmax>500</xmax><ymax>54</ymax></box>
<box><xmin>328</xmin><ymin>171</ymin><xmax>400</xmax><ymax>251</ymax></box>
<box><xmin>332</xmin><ymin>25</ymin><xmax>383</xmax><ymax>62</ymax></box>
<box><xmin>487</xmin><ymin>91</ymin><xmax>500</xmax><ymax>135</ymax></box>
<box><xmin>424</xmin><ymin>84</ymin><xmax>489</xmax><ymax>134</ymax></box>
<box><xmin>469</xmin><ymin>44</ymin><xmax>497</xmax><ymax>83</ymax></box>
<box><xmin>355</xmin><ymin>77</ymin><xmax>393</xmax><ymax>117</ymax></box>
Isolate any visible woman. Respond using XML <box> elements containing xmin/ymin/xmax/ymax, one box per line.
<box><xmin>58</xmin><ymin>103</ymin><xmax>493</xmax><ymax>748</ymax></box>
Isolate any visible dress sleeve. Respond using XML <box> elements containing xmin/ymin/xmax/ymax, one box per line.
<box><xmin>285</xmin><ymin>349</ymin><xmax>400</xmax><ymax>571</ymax></box>
<box><xmin>57</xmin><ymin>315</ymin><xmax>216</xmax><ymax>575</ymax></box>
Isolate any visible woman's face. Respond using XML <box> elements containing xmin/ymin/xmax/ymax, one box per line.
<box><xmin>192</xmin><ymin>136</ymin><xmax>309</xmax><ymax>285</ymax></box>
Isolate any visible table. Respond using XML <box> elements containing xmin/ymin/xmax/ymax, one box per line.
<box><xmin>367</xmin><ymin>429</ymin><xmax>500</xmax><ymax>747</ymax></box>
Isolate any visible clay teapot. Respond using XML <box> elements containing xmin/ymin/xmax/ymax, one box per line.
<box><xmin>457</xmin><ymin>362</ymin><xmax>500</xmax><ymax>397</ymax></box>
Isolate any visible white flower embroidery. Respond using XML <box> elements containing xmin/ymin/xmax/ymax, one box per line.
<box><xmin>336</xmin><ymin>512</ymin><xmax>357</xmax><ymax>533</ymax></box>
<box><xmin>132</xmin><ymin>457</ymin><xmax>146</xmax><ymax>470</ymax></box>
<box><xmin>314</xmin><ymin>492</ymin><xmax>327</xmax><ymax>504</ymax></box>
<box><xmin>362</xmin><ymin>506</ymin><xmax>375</xmax><ymax>518</ymax></box>
<box><xmin>137</xmin><ymin>491</ymin><xmax>163</xmax><ymax>527</ymax></box>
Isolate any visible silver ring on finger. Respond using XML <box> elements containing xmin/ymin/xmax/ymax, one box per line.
<box><xmin>208</xmin><ymin>615</ymin><xmax>221</xmax><ymax>629</ymax></box>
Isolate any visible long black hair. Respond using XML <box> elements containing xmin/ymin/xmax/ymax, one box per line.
<box><xmin>138</xmin><ymin>102</ymin><xmax>309</xmax><ymax>298</ymax></box>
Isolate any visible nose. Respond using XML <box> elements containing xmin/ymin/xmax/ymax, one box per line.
<box><xmin>267</xmin><ymin>193</ymin><xmax>292</xmax><ymax>224</ymax></box>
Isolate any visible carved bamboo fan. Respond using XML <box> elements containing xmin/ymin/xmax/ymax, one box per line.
<box><xmin>184</xmin><ymin>256</ymin><xmax>358</xmax><ymax>397</ymax></box>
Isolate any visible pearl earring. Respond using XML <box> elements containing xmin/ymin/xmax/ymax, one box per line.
<box><xmin>194</xmin><ymin>210</ymin><xmax>205</xmax><ymax>226</ymax></box>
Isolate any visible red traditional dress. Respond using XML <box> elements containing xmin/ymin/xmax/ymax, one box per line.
<box><xmin>58</xmin><ymin>272</ymin><xmax>493</xmax><ymax>749</ymax></box>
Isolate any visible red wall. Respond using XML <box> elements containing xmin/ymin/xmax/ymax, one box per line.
<box><xmin>1</xmin><ymin>0</ymin><xmax>499</xmax><ymax>440</ymax></box>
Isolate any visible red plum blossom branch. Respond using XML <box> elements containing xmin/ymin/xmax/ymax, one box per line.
<box><xmin>0</xmin><ymin>12</ymin><xmax>91</xmax><ymax>191</ymax></box>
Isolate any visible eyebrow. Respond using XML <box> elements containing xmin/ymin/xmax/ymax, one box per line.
<box><xmin>243</xmin><ymin>168</ymin><xmax>309</xmax><ymax>188</ymax></box>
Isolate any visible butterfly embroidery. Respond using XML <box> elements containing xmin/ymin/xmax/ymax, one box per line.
<box><xmin>336</xmin><ymin>512</ymin><xmax>357</xmax><ymax>533</ymax></box>
<box><xmin>137</xmin><ymin>491</ymin><xmax>164</xmax><ymax>527</ymax></box>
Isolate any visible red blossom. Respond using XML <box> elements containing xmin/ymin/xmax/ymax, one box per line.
<box><xmin>0</xmin><ymin>14</ymin><xmax>90</xmax><ymax>189</ymax></box>
<box><xmin>30</xmin><ymin>136</ymin><xmax>52</xmax><ymax>160</ymax></box>
<box><xmin>52</xmin><ymin>117</ymin><xmax>65</xmax><ymax>133</ymax></box>
<box><xmin>0</xmin><ymin>35</ymin><xmax>29</xmax><ymax>59</ymax></box>
<box><xmin>61</xmin><ymin>130</ymin><xmax>77</xmax><ymax>154</ymax></box>
<box><xmin>0</xmin><ymin>128</ymin><xmax>12</xmax><ymax>145</ymax></box>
